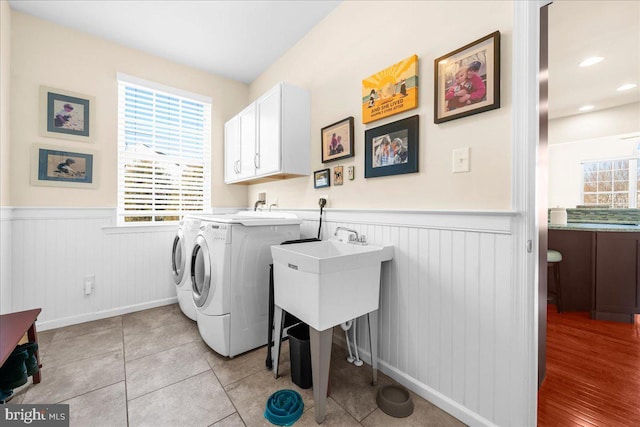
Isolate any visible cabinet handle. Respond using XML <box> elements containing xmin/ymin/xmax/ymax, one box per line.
<box><xmin>255</xmin><ymin>153</ymin><xmax>260</xmax><ymax>169</ymax></box>
<box><xmin>234</xmin><ymin>160</ymin><xmax>240</xmax><ymax>174</ymax></box>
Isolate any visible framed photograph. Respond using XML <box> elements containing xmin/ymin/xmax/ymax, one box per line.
<box><xmin>364</xmin><ymin>115</ymin><xmax>419</xmax><ymax>179</ymax></box>
<box><xmin>434</xmin><ymin>31</ymin><xmax>500</xmax><ymax>124</ymax></box>
<box><xmin>333</xmin><ymin>166</ymin><xmax>344</xmax><ymax>186</ymax></box>
<box><xmin>321</xmin><ymin>117</ymin><xmax>354</xmax><ymax>163</ymax></box>
<box><xmin>39</xmin><ymin>86</ymin><xmax>95</xmax><ymax>142</ymax></box>
<box><xmin>31</xmin><ymin>144</ymin><xmax>97</xmax><ymax>188</ymax></box>
<box><xmin>362</xmin><ymin>54</ymin><xmax>418</xmax><ymax>124</ymax></box>
<box><xmin>313</xmin><ymin>168</ymin><xmax>330</xmax><ymax>188</ymax></box>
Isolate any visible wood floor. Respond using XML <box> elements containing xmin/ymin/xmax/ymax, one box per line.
<box><xmin>538</xmin><ymin>306</ymin><xmax>640</xmax><ymax>426</ymax></box>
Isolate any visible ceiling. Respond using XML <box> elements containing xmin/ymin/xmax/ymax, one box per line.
<box><xmin>8</xmin><ymin>0</ymin><xmax>341</xmax><ymax>84</ymax></box>
<box><xmin>8</xmin><ymin>1</ymin><xmax>640</xmax><ymax>119</ymax></box>
<box><xmin>548</xmin><ymin>1</ymin><xmax>639</xmax><ymax>119</ymax></box>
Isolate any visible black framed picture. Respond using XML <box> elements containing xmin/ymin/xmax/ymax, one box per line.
<box><xmin>364</xmin><ymin>115</ymin><xmax>419</xmax><ymax>178</ymax></box>
<box><xmin>321</xmin><ymin>117</ymin><xmax>354</xmax><ymax>163</ymax></box>
<box><xmin>39</xmin><ymin>86</ymin><xmax>95</xmax><ymax>142</ymax></box>
<box><xmin>314</xmin><ymin>168</ymin><xmax>330</xmax><ymax>188</ymax></box>
<box><xmin>434</xmin><ymin>31</ymin><xmax>500</xmax><ymax>124</ymax></box>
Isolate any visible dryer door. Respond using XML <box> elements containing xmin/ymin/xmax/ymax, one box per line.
<box><xmin>191</xmin><ymin>235</ymin><xmax>212</xmax><ymax>307</ymax></box>
<box><xmin>171</xmin><ymin>229</ymin><xmax>186</xmax><ymax>285</ymax></box>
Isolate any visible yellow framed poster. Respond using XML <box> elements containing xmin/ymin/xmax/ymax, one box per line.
<box><xmin>362</xmin><ymin>54</ymin><xmax>418</xmax><ymax>124</ymax></box>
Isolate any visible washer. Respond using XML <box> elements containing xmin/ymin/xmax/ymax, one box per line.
<box><xmin>171</xmin><ymin>214</ymin><xmax>216</xmax><ymax>320</ymax></box>
<box><xmin>191</xmin><ymin>213</ymin><xmax>301</xmax><ymax>357</ymax></box>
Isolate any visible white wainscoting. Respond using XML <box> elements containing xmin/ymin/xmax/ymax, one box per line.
<box><xmin>5</xmin><ymin>206</ymin><xmax>522</xmax><ymax>426</ymax></box>
<box><xmin>294</xmin><ymin>209</ymin><xmax>517</xmax><ymax>427</ymax></box>
<box><xmin>8</xmin><ymin>208</ymin><xmax>177</xmax><ymax>329</ymax></box>
<box><xmin>1</xmin><ymin>207</ymin><xmax>13</xmax><ymax>314</ymax></box>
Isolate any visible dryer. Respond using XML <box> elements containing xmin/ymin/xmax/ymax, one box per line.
<box><xmin>191</xmin><ymin>214</ymin><xmax>300</xmax><ymax>357</ymax></box>
<box><xmin>171</xmin><ymin>215</ymin><xmax>214</xmax><ymax>320</ymax></box>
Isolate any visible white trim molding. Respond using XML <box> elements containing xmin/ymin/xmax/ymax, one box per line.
<box><xmin>512</xmin><ymin>1</ymin><xmax>549</xmax><ymax>426</ymax></box>
<box><xmin>36</xmin><ymin>297</ymin><xmax>178</xmax><ymax>331</ymax></box>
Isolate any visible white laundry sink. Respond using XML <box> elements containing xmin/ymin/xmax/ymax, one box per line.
<box><xmin>271</xmin><ymin>240</ymin><xmax>393</xmax><ymax>331</ymax></box>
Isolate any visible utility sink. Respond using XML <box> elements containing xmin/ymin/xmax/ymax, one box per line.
<box><xmin>271</xmin><ymin>239</ymin><xmax>393</xmax><ymax>331</ymax></box>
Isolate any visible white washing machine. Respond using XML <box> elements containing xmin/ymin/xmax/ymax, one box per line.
<box><xmin>191</xmin><ymin>213</ymin><xmax>301</xmax><ymax>357</ymax></box>
<box><xmin>171</xmin><ymin>214</ymin><xmax>216</xmax><ymax>320</ymax></box>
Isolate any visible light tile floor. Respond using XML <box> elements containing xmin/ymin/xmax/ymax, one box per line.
<box><xmin>7</xmin><ymin>304</ymin><xmax>465</xmax><ymax>427</ymax></box>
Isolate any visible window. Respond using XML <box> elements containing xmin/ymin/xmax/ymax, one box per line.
<box><xmin>582</xmin><ymin>158</ymin><xmax>638</xmax><ymax>208</ymax></box>
<box><xmin>117</xmin><ymin>74</ymin><xmax>211</xmax><ymax>224</ymax></box>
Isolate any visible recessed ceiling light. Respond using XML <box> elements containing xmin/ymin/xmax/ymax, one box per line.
<box><xmin>579</xmin><ymin>105</ymin><xmax>595</xmax><ymax>112</ymax></box>
<box><xmin>579</xmin><ymin>57</ymin><xmax>604</xmax><ymax>67</ymax></box>
<box><xmin>617</xmin><ymin>83</ymin><xmax>637</xmax><ymax>91</ymax></box>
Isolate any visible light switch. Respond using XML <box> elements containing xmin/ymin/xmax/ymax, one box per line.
<box><xmin>452</xmin><ymin>147</ymin><xmax>470</xmax><ymax>173</ymax></box>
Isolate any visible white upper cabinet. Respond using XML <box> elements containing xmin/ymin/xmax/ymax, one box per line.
<box><xmin>238</xmin><ymin>103</ymin><xmax>257</xmax><ymax>179</ymax></box>
<box><xmin>256</xmin><ymin>85</ymin><xmax>282</xmax><ymax>176</ymax></box>
<box><xmin>224</xmin><ymin>82</ymin><xmax>310</xmax><ymax>184</ymax></box>
<box><xmin>223</xmin><ymin>115</ymin><xmax>240</xmax><ymax>183</ymax></box>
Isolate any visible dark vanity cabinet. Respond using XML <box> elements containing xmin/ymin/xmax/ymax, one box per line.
<box><xmin>549</xmin><ymin>228</ymin><xmax>640</xmax><ymax>322</ymax></box>
<box><xmin>594</xmin><ymin>232</ymin><xmax>640</xmax><ymax>323</ymax></box>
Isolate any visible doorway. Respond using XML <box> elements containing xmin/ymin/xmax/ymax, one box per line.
<box><xmin>538</xmin><ymin>1</ymin><xmax>640</xmax><ymax>425</ymax></box>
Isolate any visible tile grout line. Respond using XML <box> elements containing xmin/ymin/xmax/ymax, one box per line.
<box><xmin>47</xmin><ymin>321</ymin><xmax>123</xmax><ymax>344</ymax></box>
<box><xmin>123</xmin><ymin>335</ymin><xmax>203</xmax><ymax>363</ymax></box>
<box><xmin>52</xmin><ymin>380</ymin><xmax>125</xmax><ymax>406</ymax></box>
<box><xmin>122</xmin><ymin>323</ymin><xmax>130</xmax><ymax>427</ymax></box>
<box><xmin>204</xmin><ymin>353</ymin><xmax>249</xmax><ymax>426</ymax></box>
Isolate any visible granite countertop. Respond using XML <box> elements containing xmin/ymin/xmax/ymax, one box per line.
<box><xmin>549</xmin><ymin>222</ymin><xmax>640</xmax><ymax>232</ymax></box>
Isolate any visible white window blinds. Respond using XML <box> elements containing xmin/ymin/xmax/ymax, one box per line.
<box><xmin>117</xmin><ymin>74</ymin><xmax>211</xmax><ymax>224</ymax></box>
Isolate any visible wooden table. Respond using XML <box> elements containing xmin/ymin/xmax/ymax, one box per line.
<box><xmin>0</xmin><ymin>308</ymin><xmax>42</xmax><ymax>384</ymax></box>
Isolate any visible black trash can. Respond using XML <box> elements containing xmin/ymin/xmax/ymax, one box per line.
<box><xmin>287</xmin><ymin>323</ymin><xmax>312</xmax><ymax>389</ymax></box>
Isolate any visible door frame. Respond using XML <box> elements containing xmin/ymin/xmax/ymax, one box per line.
<box><xmin>512</xmin><ymin>1</ymin><xmax>551</xmax><ymax>424</ymax></box>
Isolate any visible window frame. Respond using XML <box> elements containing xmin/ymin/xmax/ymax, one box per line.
<box><xmin>117</xmin><ymin>73</ymin><xmax>212</xmax><ymax>226</ymax></box>
<box><xmin>581</xmin><ymin>156</ymin><xmax>639</xmax><ymax>208</ymax></box>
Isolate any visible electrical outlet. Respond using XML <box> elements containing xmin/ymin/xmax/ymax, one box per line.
<box><xmin>84</xmin><ymin>275</ymin><xmax>95</xmax><ymax>295</ymax></box>
<box><xmin>320</xmin><ymin>195</ymin><xmax>328</xmax><ymax>205</ymax></box>
<box><xmin>272</xmin><ymin>198</ymin><xmax>278</xmax><ymax>207</ymax></box>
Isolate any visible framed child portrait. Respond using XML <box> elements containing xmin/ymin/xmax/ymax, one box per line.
<box><xmin>364</xmin><ymin>115</ymin><xmax>419</xmax><ymax>179</ymax></box>
<box><xmin>321</xmin><ymin>117</ymin><xmax>354</xmax><ymax>163</ymax></box>
<box><xmin>39</xmin><ymin>86</ymin><xmax>95</xmax><ymax>142</ymax></box>
<box><xmin>31</xmin><ymin>144</ymin><xmax>97</xmax><ymax>188</ymax></box>
<box><xmin>434</xmin><ymin>31</ymin><xmax>500</xmax><ymax>124</ymax></box>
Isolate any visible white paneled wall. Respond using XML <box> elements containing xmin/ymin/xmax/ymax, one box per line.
<box><xmin>1</xmin><ymin>207</ymin><xmax>12</xmax><ymax>314</ymax></box>
<box><xmin>8</xmin><ymin>208</ymin><xmax>177</xmax><ymax>329</ymax></box>
<box><xmin>4</xmin><ymin>207</ymin><xmax>519</xmax><ymax>425</ymax></box>
<box><xmin>298</xmin><ymin>210</ymin><xmax>515</xmax><ymax>426</ymax></box>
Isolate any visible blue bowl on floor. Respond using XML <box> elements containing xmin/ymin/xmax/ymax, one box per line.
<box><xmin>264</xmin><ymin>389</ymin><xmax>304</xmax><ymax>426</ymax></box>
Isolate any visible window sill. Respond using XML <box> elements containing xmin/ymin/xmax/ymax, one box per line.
<box><xmin>102</xmin><ymin>223</ymin><xmax>177</xmax><ymax>234</ymax></box>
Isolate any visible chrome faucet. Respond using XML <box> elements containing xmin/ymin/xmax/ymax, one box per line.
<box><xmin>254</xmin><ymin>200</ymin><xmax>266</xmax><ymax>211</ymax></box>
<box><xmin>334</xmin><ymin>226</ymin><xmax>359</xmax><ymax>241</ymax></box>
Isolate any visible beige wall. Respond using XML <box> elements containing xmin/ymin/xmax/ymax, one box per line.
<box><xmin>247</xmin><ymin>1</ymin><xmax>513</xmax><ymax>210</ymax></box>
<box><xmin>1</xmin><ymin>1</ymin><xmax>10</xmax><ymax>206</ymax></box>
<box><xmin>549</xmin><ymin>134</ymin><xmax>639</xmax><ymax>208</ymax></box>
<box><xmin>10</xmin><ymin>11</ymin><xmax>249</xmax><ymax>208</ymax></box>
<box><xmin>549</xmin><ymin>102</ymin><xmax>640</xmax><ymax>145</ymax></box>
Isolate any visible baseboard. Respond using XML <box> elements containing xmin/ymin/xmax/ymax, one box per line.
<box><xmin>338</xmin><ymin>335</ymin><xmax>497</xmax><ymax>427</ymax></box>
<box><xmin>36</xmin><ymin>297</ymin><xmax>178</xmax><ymax>331</ymax></box>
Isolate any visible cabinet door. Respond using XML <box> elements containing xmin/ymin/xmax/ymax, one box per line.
<box><xmin>238</xmin><ymin>104</ymin><xmax>256</xmax><ymax>179</ymax></box>
<box><xmin>548</xmin><ymin>229</ymin><xmax>593</xmax><ymax>311</ymax></box>
<box><xmin>595</xmin><ymin>232</ymin><xmax>640</xmax><ymax>316</ymax></box>
<box><xmin>255</xmin><ymin>85</ymin><xmax>282</xmax><ymax>176</ymax></box>
<box><xmin>224</xmin><ymin>115</ymin><xmax>240</xmax><ymax>183</ymax></box>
